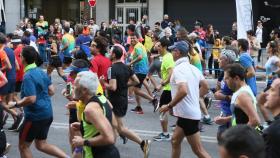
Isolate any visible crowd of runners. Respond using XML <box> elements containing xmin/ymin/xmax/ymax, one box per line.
<box><xmin>0</xmin><ymin>14</ymin><xmax>280</xmax><ymax>158</ymax></box>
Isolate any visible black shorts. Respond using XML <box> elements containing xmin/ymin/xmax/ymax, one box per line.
<box><xmin>176</xmin><ymin>117</ymin><xmax>200</xmax><ymax>136</ymax></box>
<box><xmin>69</xmin><ymin>109</ymin><xmax>78</xmax><ymax>124</ymax></box>
<box><xmin>15</xmin><ymin>81</ymin><xmax>22</xmax><ymax>93</ymax></box>
<box><xmin>159</xmin><ymin>90</ymin><xmax>172</xmax><ymax>107</ymax></box>
<box><xmin>19</xmin><ymin>117</ymin><xmax>53</xmax><ymax>142</ymax></box>
<box><xmin>135</xmin><ymin>74</ymin><xmax>147</xmax><ymax>88</ymax></box>
<box><xmin>110</xmin><ymin>96</ymin><xmax>128</xmax><ymax>117</ymax></box>
<box><xmin>0</xmin><ymin>79</ymin><xmax>16</xmax><ymax>95</ymax></box>
<box><xmin>49</xmin><ymin>56</ymin><xmax>62</xmax><ymax>68</ymax></box>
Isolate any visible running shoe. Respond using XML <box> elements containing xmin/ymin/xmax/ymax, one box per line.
<box><xmin>128</xmin><ymin>96</ymin><xmax>135</xmax><ymax>103</ymax></box>
<box><xmin>152</xmin><ymin>89</ymin><xmax>158</xmax><ymax>98</ymax></box>
<box><xmin>0</xmin><ymin>155</ymin><xmax>7</xmax><ymax>158</ymax></box>
<box><xmin>130</xmin><ymin>106</ymin><xmax>144</xmax><ymax>114</ymax></box>
<box><xmin>141</xmin><ymin>140</ymin><xmax>151</xmax><ymax>158</ymax></box>
<box><xmin>201</xmin><ymin>117</ymin><xmax>213</xmax><ymax>125</ymax></box>
<box><xmin>151</xmin><ymin>98</ymin><xmax>159</xmax><ymax>112</ymax></box>
<box><xmin>153</xmin><ymin>133</ymin><xmax>171</xmax><ymax>141</ymax></box>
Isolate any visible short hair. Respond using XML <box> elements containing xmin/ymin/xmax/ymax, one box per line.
<box><xmin>94</xmin><ymin>36</ymin><xmax>108</xmax><ymax>56</ymax></box>
<box><xmin>246</xmin><ymin>30</ymin><xmax>255</xmax><ymax>36</ymax></box>
<box><xmin>111</xmin><ymin>46</ymin><xmax>123</xmax><ymax>59</ymax></box>
<box><xmin>77</xmin><ymin>71</ymin><xmax>99</xmax><ymax>95</ymax></box>
<box><xmin>159</xmin><ymin>37</ymin><xmax>171</xmax><ymax>48</ymax></box>
<box><xmin>23</xmin><ymin>31</ymin><xmax>31</xmax><ymax>37</ymax></box>
<box><xmin>127</xmin><ymin>24</ymin><xmax>136</xmax><ymax>32</ymax></box>
<box><xmin>222</xmin><ymin>36</ymin><xmax>232</xmax><ymax>45</ymax></box>
<box><xmin>218</xmin><ymin>125</ymin><xmax>265</xmax><ymax>158</ymax></box>
<box><xmin>76</xmin><ymin>24</ymin><xmax>83</xmax><ymax>34</ymax></box>
<box><xmin>21</xmin><ymin>46</ymin><xmax>38</xmax><ymax>65</ymax></box>
<box><xmin>224</xmin><ymin>63</ymin><xmax>246</xmax><ymax>81</ymax></box>
<box><xmin>0</xmin><ymin>33</ymin><xmax>7</xmax><ymax>44</ymax></box>
<box><xmin>64</xmin><ymin>26</ymin><xmax>70</xmax><ymax>33</ymax></box>
<box><xmin>237</xmin><ymin>39</ymin><xmax>249</xmax><ymax>51</ymax></box>
<box><xmin>155</xmin><ymin>22</ymin><xmax>160</xmax><ymax>26</ymax></box>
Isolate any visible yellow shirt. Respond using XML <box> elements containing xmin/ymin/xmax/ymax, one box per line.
<box><xmin>76</xmin><ymin>83</ymin><xmax>104</xmax><ymax>121</ymax></box>
<box><xmin>212</xmin><ymin>46</ymin><xmax>222</xmax><ymax>60</ymax></box>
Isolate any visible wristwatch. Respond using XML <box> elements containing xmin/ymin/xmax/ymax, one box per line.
<box><xmin>84</xmin><ymin>139</ymin><xmax>91</xmax><ymax>147</ymax></box>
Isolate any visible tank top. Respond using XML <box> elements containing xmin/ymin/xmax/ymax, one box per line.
<box><xmin>80</xmin><ymin>95</ymin><xmax>119</xmax><ymax>158</ymax></box>
<box><xmin>230</xmin><ymin>85</ymin><xmax>257</xmax><ymax>126</ymax></box>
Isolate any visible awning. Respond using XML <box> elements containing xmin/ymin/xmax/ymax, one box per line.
<box><xmin>0</xmin><ymin>0</ymin><xmax>6</xmax><ymax>23</ymax></box>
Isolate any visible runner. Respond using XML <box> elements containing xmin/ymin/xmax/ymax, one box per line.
<box><xmin>256</xmin><ymin>40</ymin><xmax>280</xmax><ymax>126</ymax></box>
<box><xmin>9</xmin><ymin>46</ymin><xmax>69</xmax><ymax>158</ymax></box>
<box><xmin>71</xmin><ymin>71</ymin><xmax>120</xmax><ymax>158</ymax></box>
<box><xmin>153</xmin><ymin>38</ymin><xmax>174</xmax><ymax>141</ymax></box>
<box><xmin>213</xmin><ymin>49</ymin><xmax>236</xmax><ymax>139</ymax></box>
<box><xmin>129</xmin><ymin>33</ymin><xmax>158</xmax><ymax>114</ymax></box>
<box><xmin>100</xmin><ymin>45</ymin><xmax>151</xmax><ymax>158</ymax></box>
<box><xmin>223</xmin><ymin>63</ymin><xmax>260</xmax><ymax>127</ymax></box>
<box><xmin>61</xmin><ymin>25</ymin><xmax>75</xmax><ymax>68</ymax></box>
<box><xmin>263</xmin><ymin>78</ymin><xmax>280</xmax><ymax>158</ymax></box>
<box><xmin>160</xmin><ymin>41</ymin><xmax>211</xmax><ymax>158</ymax></box>
<box><xmin>46</xmin><ymin>34</ymin><xmax>67</xmax><ymax>82</ymax></box>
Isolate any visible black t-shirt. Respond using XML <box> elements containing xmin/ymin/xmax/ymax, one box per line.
<box><xmin>263</xmin><ymin>115</ymin><xmax>280</xmax><ymax>158</ymax></box>
<box><xmin>107</xmin><ymin>62</ymin><xmax>134</xmax><ymax>99</ymax></box>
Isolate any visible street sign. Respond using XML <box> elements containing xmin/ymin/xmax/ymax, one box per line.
<box><xmin>88</xmin><ymin>0</ymin><xmax>96</xmax><ymax>7</ymax></box>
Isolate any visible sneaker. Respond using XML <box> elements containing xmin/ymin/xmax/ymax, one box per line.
<box><xmin>153</xmin><ymin>133</ymin><xmax>171</xmax><ymax>141</ymax></box>
<box><xmin>16</xmin><ymin>114</ymin><xmax>24</xmax><ymax>132</ymax></box>
<box><xmin>130</xmin><ymin>106</ymin><xmax>144</xmax><ymax>114</ymax></box>
<box><xmin>204</xmin><ymin>97</ymin><xmax>212</xmax><ymax>110</ymax></box>
<box><xmin>128</xmin><ymin>96</ymin><xmax>135</xmax><ymax>103</ymax></box>
<box><xmin>2</xmin><ymin>112</ymin><xmax>8</xmax><ymax>126</ymax></box>
<box><xmin>120</xmin><ymin>134</ymin><xmax>128</xmax><ymax>144</ymax></box>
<box><xmin>3</xmin><ymin>143</ymin><xmax>11</xmax><ymax>155</ymax></box>
<box><xmin>151</xmin><ymin>98</ymin><xmax>159</xmax><ymax>112</ymax></box>
<box><xmin>141</xmin><ymin>140</ymin><xmax>151</xmax><ymax>158</ymax></box>
<box><xmin>0</xmin><ymin>155</ymin><xmax>7</xmax><ymax>158</ymax></box>
<box><xmin>152</xmin><ymin>89</ymin><xmax>158</xmax><ymax>97</ymax></box>
<box><xmin>201</xmin><ymin>117</ymin><xmax>213</xmax><ymax>125</ymax></box>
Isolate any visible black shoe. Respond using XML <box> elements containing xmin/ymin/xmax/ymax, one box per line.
<box><xmin>151</xmin><ymin>98</ymin><xmax>159</xmax><ymax>112</ymax></box>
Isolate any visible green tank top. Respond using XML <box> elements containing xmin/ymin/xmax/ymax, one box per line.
<box><xmin>80</xmin><ymin>95</ymin><xmax>112</xmax><ymax>158</ymax></box>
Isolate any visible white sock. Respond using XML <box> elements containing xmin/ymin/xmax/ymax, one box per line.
<box><xmin>204</xmin><ymin>115</ymin><xmax>210</xmax><ymax>119</ymax></box>
<box><xmin>163</xmin><ymin>132</ymin><xmax>169</xmax><ymax>136</ymax></box>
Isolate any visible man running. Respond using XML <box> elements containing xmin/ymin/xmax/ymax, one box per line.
<box><xmin>101</xmin><ymin>45</ymin><xmax>151</xmax><ymax>158</ymax></box>
<box><xmin>71</xmin><ymin>71</ymin><xmax>120</xmax><ymax>158</ymax></box>
<box><xmin>9</xmin><ymin>46</ymin><xmax>69</xmax><ymax>158</ymax></box>
<box><xmin>129</xmin><ymin>33</ymin><xmax>158</xmax><ymax>114</ymax></box>
<box><xmin>160</xmin><ymin>41</ymin><xmax>211</xmax><ymax>158</ymax></box>
<box><xmin>153</xmin><ymin>38</ymin><xmax>174</xmax><ymax>141</ymax></box>
<box><xmin>223</xmin><ymin>63</ymin><xmax>260</xmax><ymax>127</ymax></box>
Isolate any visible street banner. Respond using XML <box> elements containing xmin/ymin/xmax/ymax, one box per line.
<box><xmin>236</xmin><ymin>0</ymin><xmax>253</xmax><ymax>39</ymax></box>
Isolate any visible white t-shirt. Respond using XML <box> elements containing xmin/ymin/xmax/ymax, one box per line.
<box><xmin>171</xmin><ymin>57</ymin><xmax>204</xmax><ymax>120</ymax></box>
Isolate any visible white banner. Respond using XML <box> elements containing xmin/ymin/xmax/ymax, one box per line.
<box><xmin>236</xmin><ymin>0</ymin><xmax>253</xmax><ymax>39</ymax></box>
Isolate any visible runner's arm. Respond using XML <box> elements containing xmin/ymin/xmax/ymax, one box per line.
<box><xmin>1</xmin><ymin>57</ymin><xmax>12</xmax><ymax>71</ymax></box>
<box><xmin>104</xmin><ymin>79</ymin><xmax>117</xmax><ymax>91</ymax></box>
<box><xmin>199</xmin><ymin>79</ymin><xmax>209</xmax><ymax>97</ymax></box>
<box><xmin>167</xmin><ymin>82</ymin><xmax>188</xmax><ymax>108</ymax></box>
<box><xmin>83</xmin><ymin>103</ymin><xmax>115</xmax><ymax>146</ymax></box>
<box><xmin>48</xmin><ymin>84</ymin><xmax>55</xmax><ymax>96</ymax></box>
<box><xmin>236</xmin><ymin>93</ymin><xmax>260</xmax><ymax>127</ymax></box>
<box><xmin>162</xmin><ymin>68</ymin><xmax>173</xmax><ymax>86</ymax></box>
<box><xmin>245</xmin><ymin>66</ymin><xmax>255</xmax><ymax>78</ymax></box>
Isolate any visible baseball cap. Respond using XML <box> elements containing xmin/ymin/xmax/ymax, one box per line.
<box><xmin>221</xmin><ymin>49</ymin><xmax>237</xmax><ymax>63</ymax></box>
<box><xmin>168</xmin><ymin>41</ymin><xmax>190</xmax><ymax>53</ymax></box>
<box><xmin>66</xmin><ymin>59</ymin><xmax>90</xmax><ymax>73</ymax></box>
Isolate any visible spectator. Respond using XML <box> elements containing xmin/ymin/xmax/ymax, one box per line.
<box><xmin>153</xmin><ymin>22</ymin><xmax>164</xmax><ymax>39</ymax></box>
<box><xmin>88</xmin><ymin>18</ymin><xmax>99</xmax><ymax>40</ymax></box>
<box><xmin>230</xmin><ymin>22</ymin><xmax>237</xmax><ymax>40</ymax></box>
<box><xmin>247</xmin><ymin>30</ymin><xmax>261</xmax><ymax>66</ymax></box>
<box><xmin>161</xmin><ymin>14</ymin><xmax>169</xmax><ymax>29</ymax></box>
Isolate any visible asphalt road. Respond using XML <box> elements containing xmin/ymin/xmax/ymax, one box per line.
<box><xmin>4</xmin><ymin>73</ymin><xmax>266</xmax><ymax>158</ymax></box>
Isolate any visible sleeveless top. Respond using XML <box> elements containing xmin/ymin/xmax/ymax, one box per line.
<box><xmin>230</xmin><ymin>85</ymin><xmax>257</xmax><ymax>126</ymax></box>
<box><xmin>80</xmin><ymin>95</ymin><xmax>119</xmax><ymax>158</ymax></box>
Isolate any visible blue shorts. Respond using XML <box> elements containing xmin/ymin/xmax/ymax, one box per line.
<box><xmin>0</xmin><ymin>79</ymin><xmax>16</xmax><ymax>95</ymax></box>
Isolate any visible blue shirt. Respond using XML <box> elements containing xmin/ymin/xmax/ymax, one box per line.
<box><xmin>21</xmin><ymin>67</ymin><xmax>53</xmax><ymax>121</ymax></box>
<box><xmin>239</xmin><ymin>52</ymin><xmax>257</xmax><ymax>96</ymax></box>
<box><xmin>220</xmin><ymin>80</ymin><xmax>233</xmax><ymax>115</ymax></box>
<box><xmin>75</xmin><ymin>34</ymin><xmax>92</xmax><ymax>47</ymax></box>
<box><xmin>4</xmin><ymin>47</ymin><xmax>16</xmax><ymax>80</ymax></box>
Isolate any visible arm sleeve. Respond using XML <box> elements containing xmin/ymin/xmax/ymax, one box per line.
<box><xmin>239</xmin><ymin>55</ymin><xmax>252</xmax><ymax>69</ymax></box>
<box><xmin>173</xmin><ymin>69</ymin><xmax>187</xmax><ymax>84</ymax></box>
